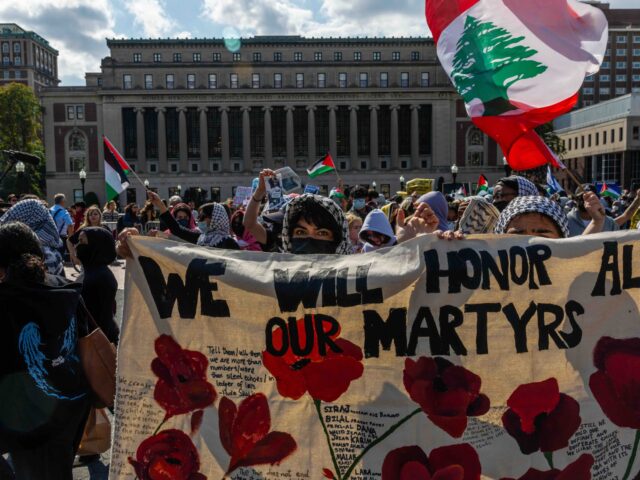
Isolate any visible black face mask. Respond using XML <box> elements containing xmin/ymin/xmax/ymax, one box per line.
<box><xmin>493</xmin><ymin>200</ymin><xmax>509</xmax><ymax>212</ymax></box>
<box><xmin>76</xmin><ymin>244</ymin><xmax>92</xmax><ymax>265</ymax></box>
<box><xmin>177</xmin><ymin>219</ymin><xmax>190</xmax><ymax>228</ymax></box>
<box><xmin>290</xmin><ymin>238</ymin><xmax>337</xmax><ymax>255</ymax></box>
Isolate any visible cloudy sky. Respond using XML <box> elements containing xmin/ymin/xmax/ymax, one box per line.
<box><xmin>0</xmin><ymin>0</ymin><xmax>636</xmax><ymax>85</ymax></box>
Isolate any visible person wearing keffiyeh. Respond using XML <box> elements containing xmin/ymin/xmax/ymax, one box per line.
<box><xmin>0</xmin><ymin>199</ymin><xmax>65</xmax><ymax>276</ymax></box>
<box><xmin>494</xmin><ymin>196</ymin><xmax>570</xmax><ymax>239</ymax></box>
<box><xmin>492</xmin><ymin>176</ymin><xmax>540</xmax><ymax>213</ymax></box>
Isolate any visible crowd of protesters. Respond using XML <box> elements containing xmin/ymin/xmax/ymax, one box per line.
<box><xmin>0</xmin><ymin>170</ymin><xmax>639</xmax><ymax>479</ymax></box>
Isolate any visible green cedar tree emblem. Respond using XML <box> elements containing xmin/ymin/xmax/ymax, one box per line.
<box><xmin>451</xmin><ymin>15</ymin><xmax>548</xmax><ymax>116</ymax></box>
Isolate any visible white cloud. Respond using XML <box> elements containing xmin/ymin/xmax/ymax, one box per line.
<box><xmin>126</xmin><ymin>0</ymin><xmax>175</xmax><ymax>38</ymax></box>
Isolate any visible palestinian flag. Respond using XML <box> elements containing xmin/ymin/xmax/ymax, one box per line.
<box><xmin>426</xmin><ymin>0</ymin><xmax>607</xmax><ymax>170</ymax></box>
<box><xmin>104</xmin><ymin>136</ymin><xmax>131</xmax><ymax>200</ymax></box>
<box><xmin>476</xmin><ymin>174</ymin><xmax>489</xmax><ymax>194</ymax></box>
<box><xmin>307</xmin><ymin>153</ymin><xmax>336</xmax><ymax>178</ymax></box>
<box><xmin>600</xmin><ymin>182</ymin><xmax>621</xmax><ymax>200</ymax></box>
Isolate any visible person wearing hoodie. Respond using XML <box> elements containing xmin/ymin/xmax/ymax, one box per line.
<box><xmin>359</xmin><ymin>209</ymin><xmax>397</xmax><ymax>252</ymax></box>
<box><xmin>75</xmin><ymin>227</ymin><xmax>120</xmax><ymax>344</ymax></box>
<box><xmin>416</xmin><ymin>192</ymin><xmax>451</xmax><ymax>232</ymax></box>
<box><xmin>0</xmin><ymin>222</ymin><xmax>91</xmax><ymax>479</ymax></box>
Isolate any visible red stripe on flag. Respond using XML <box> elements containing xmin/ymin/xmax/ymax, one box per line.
<box><xmin>103</xmin><ymin>135</ymin><xmax>132</xmax><ymax>172</ymax></box>
<box><xmin>473</xmin><ymin>94</ymin><xmax>578</xmax><ymax>171</ymax></box>
<box><xmin>425</xmin><ymin>0</ymin><xmax>479</xmax><ymax>43</ymax></box>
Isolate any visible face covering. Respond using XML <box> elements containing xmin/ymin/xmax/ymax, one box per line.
<box><xmin>290</xmin><ymin>238</ymin><xmax>337</xmax><ymax>255</ymax></box>
<box><xmin>177</xmin><ymin>218</ymin><xmax>190</xmax><ymax>228</ymax></box>
<box><xmin>197</xmin><ymin>222</ymin><xmax>208</xmax><ymax>231</ymax></box>
<box><xmin>353</xmin><ymin>198</ymin><xmax>366</xmax><ymax>211</ymax></box>
<box><xmin>493</xmin><ymin>201</ymin><xmax>509</xmax><ymax>212</ymax></box>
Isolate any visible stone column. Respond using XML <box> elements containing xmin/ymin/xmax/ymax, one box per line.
<box><xmin>307</xmin><ymin>106</ymin><xmax>316</xmax><ymax>162</ymax></box>
<box><xmin>411</xmin><ymin>105</ymin><xmax>420</xmax><ymax>167</ymax></box>
<box><xmin>220</xmin><ymin>107</ymin><xmax>230</xmax><ymax>172</ymax></box>
<box><xmin>349</xmin><ymin>105</ymin><xmax>359</xmax><ymax>168</ymax></box>
<box><xmin>328</xmin><ymin>105</ymin><xmax>337</xmax><ymax>160</ymax></box>
<box><xmin>199</xmin><ymin>107</ymin><xmax>208</xmax><ymax>173</ymax></box>
<box><xmin>390</xmin><ymin>105</ymin><xmax>400</xmax><ymax>169</ymax></box>
<box><xmin>134</xmin><ymin>107</ymin><xmax>146</xmax><ymax>173</ymax></box>
<box><xmin>177</xmin><ymin>107</ymin><xmax>188</xmax><ymax>173</ymax></box>
<box><xmin>369</xmin><ymin>105</ymin><xmax>379</xmax><ymax>168</ymax></box>
<box><xmin>242</xmin><ymin>106</ymin><xmax>251</xmax><ymax>169</ymax></box>
<box><xmin>155</xmin><ymin>107</ymin><xmax>167</xmax><ymax>173</ymax></box>
<box><xmin>263</xmin><ymin>106</ymin><xmax>273</xmax><ymax>169</ymax></box>
<box><xmin>285</xmin><ymin>106</ymin><xmax>294</xmax><ymax>165</ymax></box>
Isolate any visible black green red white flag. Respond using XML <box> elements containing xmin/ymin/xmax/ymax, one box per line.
<box><xmin>104</xmin><ymin>136</ymin><xmax>131</xmax><ymax>201</ymax></box>
<box><xmin>477</xmin><ymin>174</ymin><xmax>489</xmax><ymax>193</ymax></box>
<box><xmin>425</xmin><ymin>0</ymin><xmax>607</xmax><ymax>170</ymax></box>
<box><xmin>307</xmin><ymin>153</ymin><xmax>337</xmax><ymax>179</ymax></box>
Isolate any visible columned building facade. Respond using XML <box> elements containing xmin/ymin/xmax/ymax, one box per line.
<box><xmin>42</xmin><ymin>36</ymin><xmax>503</xmax><ymax>205</ymax></box>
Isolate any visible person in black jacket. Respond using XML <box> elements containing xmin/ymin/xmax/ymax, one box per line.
<box><xmin>75</xmin><ymin>227</ymin><xmax>119</xmax><ymax>344</ymax></box>
<box><xmin>0</xmin><ymin>222</ymin><xmax>91</xmax><ymax>480</ymax></box>
<box><xmin>147</xmin><ymin>190</ymin><xmax>239</xmax><ymax>249</ymax></box>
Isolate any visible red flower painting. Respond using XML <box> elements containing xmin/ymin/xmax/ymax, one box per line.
<box><xmin>589</xmin><ymin>336</ymin><xmax>640</xmax><ymax>429</ymax></box>
<box><xmin>128</xmin><ymin>429</ymin><xmax>206</xmax><ymax>480</ymax></box>
<box><xmin>382</xmin><ymin>444</ymin><xmax>481</xmax><ymax>480</ymax></box>
<box><xmin>502</xmin><ymin>378</ymin><xmax>581</xmax><ymax>455</ymax></box>
<box><xmin>218</xmin><ymin>393</ymin><xmax>297</xmax><ymax>475</ymax></box>
<box><xmin>262</xmin><ymin>316</ymin><xmax>364</xmax><ymax>402</ymax></box>
<box><xmin>500</xmin><ymin>453</ymin><xmax>594</xmax><ymax>480</ymax></box>
<box><xmin>151</xmin><ymin>335</ymin><xmax>217</xmax><ymax>420</ymax></box>
<box><xmin>402</xmin><ymin>357</ymin><xmax>490</xmax><ymax>438</ymax></box>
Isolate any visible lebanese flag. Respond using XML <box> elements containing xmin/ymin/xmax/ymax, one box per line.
<box><xmin>426</xmin><ymin>0</ymin><xmax>607</xmax><ymax>170</ymax></box>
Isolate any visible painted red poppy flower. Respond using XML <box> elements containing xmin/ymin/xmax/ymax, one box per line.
<box><xmin>589</xmin><ymin>336</ymin><xmax>640</xmax><ymax>429</ymax></box>
<box><xmin>128</xmin><ymin>429</ymin><xmax>206</xmax><ymax>480</ymax></box>
<box><xmin>382</xmin><ymin>443</ymin><xmax>481</xmax><ymax>480</ymax></box>
<box><xmin>262</xmin><ymin>316</ymin><xmax>364</xmax><ymax>402</ymax></box>
<box><xmin>403</xmin><ymin>357</ymin><xmax>490</xmax><ymax>438</ymax></box>
<box><xmin>502</xmin><ymin>378</ymin><xmax>581</xmax><ymax>455</ymax></box>
<box><xmin>500</xmin><ymin>453</ymin><xmax>594</xmax><ymax>480</ymax></box>
<box><xmin>152</xmin><ymin>335</ymin><xmax>217</xmax><ymax>420</ymax></box>
<box><xmin>219</xmin><ymin>393</ymin><xmax>297</xmax><ymax>474</ymax></box>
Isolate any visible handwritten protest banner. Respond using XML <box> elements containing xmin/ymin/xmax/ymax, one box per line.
<box><xmin>110</xmin><ymin>232</ymin><xmax>640</xmax><ymax>480</ymax></box>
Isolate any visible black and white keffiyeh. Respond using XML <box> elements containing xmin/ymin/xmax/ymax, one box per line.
<box><xmin>281</xmin><ymin>194</ymin><xmax>352</xmax><ymax>255</ymax></box>
<box><xmin>495</xmin><ymin>196</ymin><xmax>570</xmax><ymax>238</ymax></box>
<box><xmin>514</xmin><ymin>176</ymin><xmax>539</xmax><ymax>197</ymax></box>
<box><xmin>197</xmin><ymin>203</ymin><xmax>233</xmax><ymax>247</ymax></box>
<box><xmin>0</xmin><ymin>199</ymin><xmax>62</xmax><ymax>249</ymax></box>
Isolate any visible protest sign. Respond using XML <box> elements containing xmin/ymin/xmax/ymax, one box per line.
<box><xmin>111</xmin><ymin>231</ymin><xmax>640</xmax><ymax>480</ymax></box>
<box><xmin>304</xmin><ymin>184</ymin><xmax>320</xmax><ymax>195</ymax></box>
<box><xmin>233</xmin><ymin>186</ymin><xmax>253</xmax><ymax>208</ymax></box>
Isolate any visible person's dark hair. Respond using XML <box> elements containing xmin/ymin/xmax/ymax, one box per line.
<box><xmin>198</xmin><ymin>203</ymin><xmax>214</xmax><ymax>221</ymax></box>
<box><xmin>366</xmin><ymin>189</ymin><xmax>378</xmax><ymax>202</ymax></box>
<box><xmin>124</xmin><ymin>203</ymin><xmax>138</xmax><ymax>216</ymax></box>
<box><xmin>352</xmin><ymin>186</ymin><xmax>367</xmax><ymax>199</ymax></box>
<box><xmin>0</xmin><ymin>222</ymin><xmax>45</xmax><ymax>283</ymax></box>
<box><xmin>392</xmin><ymin>195</ymin><xmax>404</xmax><ymax>204</ymax></box>
<box><xmin>54</xmin><ymin>193</ymin><xmax>65</xmax><ymax>205</ymax></box>
<box><xmin>497</xmin><ymin>177</ymin><xmax>519</xmax><ymax>193</ymax></box>
<box><xmin>73</xmin><ymin>201</ymin><xmax>86</xmax><ymax>209</ymax></box>
<box><xmin>221</xmin><ymin>203</ymin><xmax>232</xmax><ymax>221</ymax></box>
<box><xmin>172</xmin><ymin>203</ymin><xmax>192</xmax><ymax>218</ymax></box>
<box><xmin>288</xmin><ymin>196</ymin><xmax>342</xmax><ymax>244</ymax></box>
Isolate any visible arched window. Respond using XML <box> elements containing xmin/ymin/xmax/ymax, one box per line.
<box><xmin>466</xmin><ymin>126</ymin><xmax>485</xmax><ymax>167</ymax></box>
<box><xmin>1</xmin><ymin>43</ymin><xmax>8</xmax><ymax>54</ymax></box>
<box><xmin>67</xmin><ymin>130</ymin><xmax>87</xmax><ymax>172</ymax></box>
<box><xmin>13</xmin><ymin>42</ymin><xmax>20</xmax><ymax>54</ymax></box>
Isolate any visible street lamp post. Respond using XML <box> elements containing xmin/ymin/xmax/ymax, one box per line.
<box><xmin>502</xmin><ymin>157</ymin><xmax>512</xmax><ymax>177</ymax></box>
<box><xmin>451</xmin><ymin>164</ymin><xmax>459</xmax><ymax>185</ymax></box>
<box><xmin>79</xmin><ymin>168</ymin><xmax>87</xmax><ymax>200</ymax></box>
<box><xmin>399</xmin><ymin>175</ymin><xmax>405</xmax><ymax>192</ymax></box>
<box><xmin>177</xmin><ymin>185</ymin><xmax>182</xmax><ymax>197</ymax></box>
<box><xmin>372</xmin><ymin>181</ymin><xmax>377</xmax><ymax>190</ymax></box>
<box><xmin>144</xmin><ymin>179</ymin><xmax>150</xmax><ymax>189</ymax></box>
<box><xmin>15</xmin><ymin>161</ymin><xmax>25</xmax><ymax>195</ymax></box>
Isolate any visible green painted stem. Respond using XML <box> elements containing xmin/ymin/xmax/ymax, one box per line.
<box><xmin>315</xmin><ymin>399</ymin><xmax>342</xmax><ymax>480</ymax></box>
<box><xmin>341</xmin><ymin>408</ymin><xmax>422</xmax><ymax>480</ymax></box>
<box><xmin>152</xmin><ymin>418</ymin><xmax>167</xmax><ymax>436</ymax></box>
<box><xmin>543</xmin><ymin>451</ymin><xmax>554</xmax><ymax>470</ymax></box>
<box><xmin>622</xmin><ymin>430</ymin><xmax>640</xmax><ymax>480</ymax></box>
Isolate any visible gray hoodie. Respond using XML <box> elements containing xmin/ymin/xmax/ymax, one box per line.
<box><xmin>359</xmin><ymin>209</ymin><xmax>397</xmax><ymax>253</ymax></box>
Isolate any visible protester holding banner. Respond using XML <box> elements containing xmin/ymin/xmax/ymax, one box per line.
<box><xmin>165</xmin><ymin>202</ymin><xmax>198</xmax><ymax>233</ymax></box>
<box><xmin>116</xmin><ymin>203</ymin><xmax>140</xmax><ymax>234</ymax></box>
<box><xmin>230</xmin><ymin>210</ymin><xmax>262</xmax><ymax>252</ymax></box>
<box><xmin>495</xmin><ymin>196</ymin><xmax>569</xmax><ymax>238</ymax></box>
<box><xmin>359</xmin><ymin>209</ymin><xmax>397</xmax><ymax>253</ymax></box>
<box><xmin>492</xmin><ymin>176</ymin><xmax>539</xmax><ymax>212</ymax></box>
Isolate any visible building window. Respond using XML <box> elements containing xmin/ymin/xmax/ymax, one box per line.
<box><xmin>294</xmin><ymin>52</ymin><xmax>303</xmax><ymax>61</ymax></box>
<box><xmin>601</xmin><ymin>74</ymin><xmax>610</xmax><ymax>81</ymax></box>
<box><xmin>190</xmin><ymin>162</ymin><xmax>200</xmax><ymax>173</ymax></box>
<box><xmin>193</xmin><ymin>53</ymin><xmax>201</xmax><ymax>62</ymax></box>
<box><xmin>213</xmin><ymin>52</ymin><xmax>221</xmax><ymax>62</ymax></box>
<box><xmin>421</xmin><ymin>72</ymin><xmax>430</xmax><ymax>87</ymax></box>
<box><xmin>148</xmin><ymin>162</ymin><xmax>158</xmax><ymax>173</ymax></box>
<box><xmin>252</xmin><ymin>73</ymin><xmax>260</xmax><ymax>88</ymax></box>
<box><xmin>373</xmin><ymin>51</ymin><xmax>381</xmax><ymax>61</ymax></box>
<box><xmin>620</xmin><ymin>127</ymin><xmax>624</xmax><ymax>142</ymax></box>
<box><xmin>634</xmin><ymin>62</ymin><xmax>640</xmax><ymax>68</ymax></box>
<box><xmin>253</xmin><ymin>52</ymin><xmax>262</xmax><ymax>62</ymax></box>
<box><xmin>616</xmin><ymin>87</ymin><xmax>627</xmax><ymax>94</ymax></box>
<box><xmin>169</xmin><ymin>162</ymin><xmax>179</xmax><ymax>173</ymax></box>
<box><xmin>314</xmin><ymin>52</ymin><xmax>323</xmax><ymax>61</ymax></box>
<box><xmin>317</xmin><ymin>73</ymin><xmax>326</xmax><ymax>88</ymax></box>
<box><xmin>633</xmin><ymin>74</ymin><xmax>640</xmax><ymax>81</ymax></box>
<box><xmin>616</xmin><ymin>61</ymin><xmax>627</xmax><ymax>69</ymax></box>
<box><xmin>123</xmin><ymin>74</ymin><xmax>133</xmax><ymax>89</ymax></box>
<box><xmin>411</xmin><ymin>51</ymin><xmax>420</xmax><ymax>61</ymax></box>
<box><xmin>208</xmin><ymin>73</ymin><xmax>217</xmax><ymax>89</ymax></box>
<box><xmin>392</xmin><ymin>51</ymin><xmax>401</xmax><ymax>61</ymax></box>
<box><xmin>603</xmin><ymin>130</ymin><xmax>608</xmax><ymax>144</ymax></box>
<box><xmin>133</xmin><ymin>53</ymin><xmax>142</xmax><ymax>63</ymax></box>
<box><xmin>187</xmin><ymin>73</ymin><xmax>196</xmax><ymax>89</ymax></box>
<box><xmin>583</xmin><ymin>87</ymin><xmax>594</xmax><ymax>95</ymax></box>
<box><xmin>230</xmin><ymin>73</ymin><xmax>239</xmax><ymax>88</ymax></box>
<box><xmin>617</xmin><ymin>49</ymin><xmax>627</xmax><ymax>56</ymax></box>
<box><xmin>296</xmin><ymin>73</ymin><xmax>304</xmax><ymax>88</ymax></box>
<box><xmin>68</xmin><ymin>131</ymin><xmax>87</xmax><ymax>173</ymax></box>
<box><xmin>602</xmin><ymin>61</ymin><xmax>610</xmax><ymax>69</ymax></box>
<box><xmin>633</xmin><ymin>126</ymin><xmax>639</xmax><ymax>140</ymax></box>
<box><xmin>13</xmin><ymin>43</ymin><xmax>20</xmax><ymax>53</ymax></box>
<box><xmin>634</xmin><ymin>36</ymin><xmax>640</xmax><ymax>44</ymax></box>
<box><xmin>145</xmin><ymin>74</ymin><xmax>153</xmax><ymax>89</ymax></box>
<box><xmin>359</xmin><ymin>72</ymin><xmax>368</xmax><ymax>88</ymax></box>
<box><xmin>66</xmin><ymin>105</ymin><xmax>75</xmax><ymax>120</ymax></box>
<box><xmin>596</xmin><ymin>132</ymin><xmax>600</xmax><ymax>145</ymax></box>
<box><xmin>634</xmin><ymin>49</ymin><xmax>640</xmax><ymax>56</ymax></box>
<box><xmin>585</xmin><ymin>75</ymin><xmax>594</xmax><ymax>82</ymax></box>
<box><xmin>166</xmin><ymin>74</ymin><xmax>175</xmax><ymax>89</ymax></box>
<box><xmin>380</xmin><ymin>72</ymin><xmax>389</xmax><ymax>87</ymax></box>
<box><xmin>339</xmin><ymin>72</ymin><xmax>347</xmax><ymax>88</ymax></box>
<box><xmin>2</xmin><ymin>56</ymin><xmax>9</xmax><ymax>66</ymax></box>
<box><xmin>400</xmin><ymin>72</ymin><xmax>409</xmax><ymax>88</ymax></box>
<box><xmin>233</xmin><ymin>52</ymin><xmax>241</xmax><ymax>61</ymax></box>
<box><xmin>617</xmin><ymin>35</ymin><xmax>627</xmax><ymax>43</ymax></box>
<box><xmin>616</xmin><ymin>74</ymin><xmax>627</xmax><ymax>82</ymax></box>
<box><xmin>1</xmin><ymin>43</ymin><xmax>8</xmax><ymax>54</ymax></box>
<box><xmin>274</xmin><ymin>73</ymin><xmax>282</xmax><ymax>88</ymax></box>
<box><xmin>173</xmin><ymin>53</ymin><xmax>182</xmax><ymax>62</ymax></box>
<box><xmin>274</xmin><ymin>52</ymin><xmax>282</xmax><ymax>62</ymax></box>
<box><xmin>334</xmin><ymin>52</ymin><xmax>342</xmax><ymax>61</ymax></box>
<box><xmin>354</xmin><ymin>51</ymin><xmax>362</xmax><ymax>61</ymax></box>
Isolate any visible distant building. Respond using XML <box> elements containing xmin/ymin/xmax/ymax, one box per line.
<box><xmin>554</xmin><ymin>93</ymin><xmax>640</xmax><ymax>191</ymax></box>
<box><xmin>40</xmin><ymin>35</ymin><xmax>505</xmax><ymax>205</ymax></box>
<box><xmin>579</xmin><ymin>2</ymin><xmax>640</xmax><ymax>107</ymax></box>
<box><xmin>0</xmin><ymin>23</ymin><xmax>59</xmax><ymax>92</ymax></box>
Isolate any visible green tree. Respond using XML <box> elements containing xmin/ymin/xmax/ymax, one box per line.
<box><xmin>0</xmin><ymin>82</ymin><xmax>44</xmax><ymax>199</ymax></box>
<box><xmin>451</xmin><ymin>15</ymin><xmax>548</xmax><ymax>117</ymax></box>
